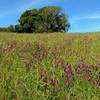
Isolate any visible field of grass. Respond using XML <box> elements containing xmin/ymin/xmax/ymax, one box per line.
<box><xmin>0</xmin><ymin>32</ymin><xmax>100</xmax><ymax>100</ymax></box>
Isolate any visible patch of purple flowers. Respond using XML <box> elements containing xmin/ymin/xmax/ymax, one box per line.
<box><xmin>64</xmin><ymin>64</ymin><xmax>73</xmax><ymax>76</ymax></box>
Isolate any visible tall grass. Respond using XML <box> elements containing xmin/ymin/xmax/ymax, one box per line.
<box><xmin>0</xmin><ymin>32</ymin><xmax>100</xmax><ymax>100</ymax></box>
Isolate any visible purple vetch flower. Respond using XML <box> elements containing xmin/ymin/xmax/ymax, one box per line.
<box><xmin>50</xmin><ymin>78</ymin><xmax>58</xmax><ymax>86</ymax></box>
<box><xmin>95</xmin><ymin>64</ymin><xmax>100</xmax><ymax>68</ymax></box>
<box><xmin>75</xmin><ymin>63</ymin><xmax>88</xmax><ymax>75</ymax></box>
<box><xmin>77</xmin><ymin>63</ymin><xmax>81</xmax><ymax>68</ymax></box>
<box><xmin>82</xmin><ymin>64</ymin><xmax>89</xmax><ymax>71</ymax></box>
<box><xmin>3</xmin><ymin>41</ymin><xmax>16</xmax><ymax>54</ymax></box>
<box><xmin>54</xmin><ymin>59</ymin><xmax>64</xmax><ymax>67</ymax></box>
<box><xmin>64</xmin><ymin>64</ymin><xmax>73</xmax><ymax>76</ymax></box>
<box><xmin>75</xmin><ymin>63</ymin><xmax>82</xmax><ymax>75</ymax></box>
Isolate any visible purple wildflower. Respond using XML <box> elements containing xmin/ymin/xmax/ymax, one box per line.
<box><xmin>64</xmin><ymin>64</ymin><xmax>73</xmax><ymax>76</ymax></box>
<box><xmin>82</xmin><ymin>64</ymin><xmax>89</xmax><ymax>71</ymax></box>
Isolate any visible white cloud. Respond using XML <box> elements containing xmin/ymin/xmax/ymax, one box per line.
<box><xmin>72</xmin><ymin>15</ymin><xmax>100</xmax><ymax>21</ymax></box>
<box><xmin>70</xmin><ymin>11</ymin><xmax>100</xmax><ymax>24</ymax></box>
<box><xmin>69</xmin><ymin>11</ymin><xmax>100</xmax><ymax>32</ymax></box>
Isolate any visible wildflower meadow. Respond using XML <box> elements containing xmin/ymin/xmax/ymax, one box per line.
<box><xmin>0</xmin><ymin>32</ymin><xmax>100</xmax><ymax>100</ymax></box>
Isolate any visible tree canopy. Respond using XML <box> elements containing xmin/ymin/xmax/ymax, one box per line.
<box><xmin>15</xmin><ymin>6</ymin><xmax>70</xmax><ymax>33</ymax></box>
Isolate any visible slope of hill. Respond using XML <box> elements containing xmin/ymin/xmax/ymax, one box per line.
<box><xmin>0</xmin><ymin>32</ymin><xmax>100</xmax><ymax>99</ymax></box>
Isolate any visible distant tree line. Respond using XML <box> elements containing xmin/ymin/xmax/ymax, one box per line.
<box><xmin>0</xmin><ymin>25</ymin><xmax>15</xmax><ymax>32</ymax></box>
<box><xmin>0</xmin><ymin>6</ymin><xmax>70</xmax><ymax>33</ymax></box>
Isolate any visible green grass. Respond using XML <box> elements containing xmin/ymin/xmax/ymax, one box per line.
<box><xmin>0</xmin><ymin>32</ymin><xmax>100</xmax><ymax>100</ymax></box>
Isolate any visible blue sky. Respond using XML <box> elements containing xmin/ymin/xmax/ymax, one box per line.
<box><xmin>0</xmin><ymin>0</ymin><xmax>100</xmax><ymax>32</ymax></box>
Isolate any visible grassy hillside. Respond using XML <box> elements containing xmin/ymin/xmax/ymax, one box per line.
<box><xmin>0</xmin><ymin>32</ymin><xmax>100</xmax><ymax>100</ymax></box>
